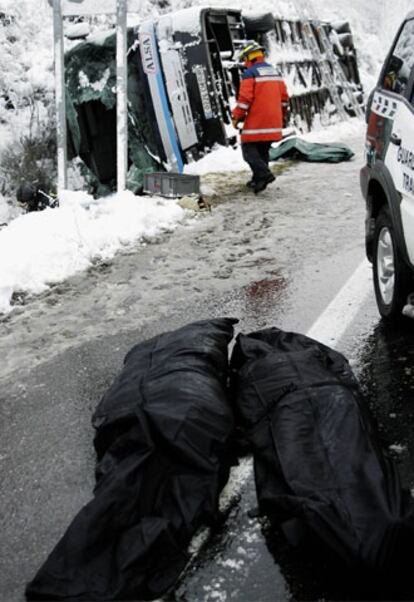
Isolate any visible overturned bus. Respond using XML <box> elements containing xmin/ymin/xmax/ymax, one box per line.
<box><xmin>64</xmin><ymin>7</ymin><xmax>362</xmax><ymax>192</ymax></box>
<box><xmin>66</xmin><ymin>7</ymin><xmax>245</xmax><ymax>191</ymax></box>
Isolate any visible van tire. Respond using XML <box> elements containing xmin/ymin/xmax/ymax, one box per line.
<box><xmin>373</xmin><ymin>207</ymin><xmax>412</xmax><ymax>320</ymax></box>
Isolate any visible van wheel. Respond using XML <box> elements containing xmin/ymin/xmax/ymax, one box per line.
<box><xmin>373</xmin><ymin>207</ymin><xmax>412</xmax><ymax>319</ymax></box>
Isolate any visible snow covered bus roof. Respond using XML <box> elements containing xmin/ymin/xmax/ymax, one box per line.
<box><xmin>158</xmin><ymin>7</ymin><xmax>205</xmax><ymax>36</ymax></box>
<box><xmin>157</xmin><ymin>6</ymin><xmax>242</xmax><ymax>37</ymax></box>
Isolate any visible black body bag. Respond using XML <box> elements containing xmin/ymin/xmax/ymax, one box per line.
<box><xmin>26</xmin><ymin>318</ymin><xmax>237</xmax><ymax>601</ymax></box>
<box><xmin>230</xmin><ymin>327</ymin><xmax>414</xmax><ymax>572</ymax></box>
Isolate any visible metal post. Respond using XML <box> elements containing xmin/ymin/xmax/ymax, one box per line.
<box><xmin>116</xmin><ymin>0</ymin><xmax>128</xmax><ymax>192</ymax></box>
<box><xmin>53</xmin><ymin>0</ymin><xmax>67</xmax><ymax>192</ymax></box>
<box><xmin>52</xmin><ymin>0</ymin><xmax>134</xmax><ymax>194</ymax></box>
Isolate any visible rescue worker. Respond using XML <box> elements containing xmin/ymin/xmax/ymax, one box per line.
<box><xmin>232</xmin><ymin>42</ymin><xmax>289</xmax><ymax>194</ymax></box>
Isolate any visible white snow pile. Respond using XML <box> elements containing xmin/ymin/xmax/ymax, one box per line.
<box><xmin>0</xmin><ymin>190</ymin><xmax>185</xmax><ymax>314</ymax></box>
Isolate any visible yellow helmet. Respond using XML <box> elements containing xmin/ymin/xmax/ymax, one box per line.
<box><xmin>238</xmin><ymin>41</ymin><xmax>265</xmax><ymax>62</ymax></box>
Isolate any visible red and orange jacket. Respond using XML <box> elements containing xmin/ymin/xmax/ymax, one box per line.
<box><xmin>232</xmin><ymin>57</ymin><xmax>289</xmax><ymax>143</ymax></box>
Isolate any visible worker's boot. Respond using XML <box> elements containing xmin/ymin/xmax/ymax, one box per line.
<box><xmin>254</xmin><ymin>173</ymin><xmax>275</xmax><ymax>194</ymax></box>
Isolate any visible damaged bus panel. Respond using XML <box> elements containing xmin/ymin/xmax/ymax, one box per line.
<box><xmin>139</xmin><ymin>8</ymin><xmax>244</xmax><ymax>172</ymax></box>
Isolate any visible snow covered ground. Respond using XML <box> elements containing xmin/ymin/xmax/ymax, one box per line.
<box><xmin>0</xmin><ymin>190</ymin><xmax>185</xmax><ymax>313</ymax></box>
<box><xmin>0</xmin><ymin>0</ymin><xmax>407</xmax><ymax>314</ymax></box>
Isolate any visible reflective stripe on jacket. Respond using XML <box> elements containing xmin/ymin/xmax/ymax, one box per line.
<box><xmin>232</xmin><ymin>58</ymin><xmax>289</xmax><ymax>143</ymax></box>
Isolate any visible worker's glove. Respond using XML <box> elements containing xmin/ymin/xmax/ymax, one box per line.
<box><xmin>282</xmin><ymin>107</ymin><xmax>290</xmax><ymax>128</ymax></box>
<box><xmin>231</xmin><ymin>118</ymin><xmax>240</xmax><ymax>129</ymax></box>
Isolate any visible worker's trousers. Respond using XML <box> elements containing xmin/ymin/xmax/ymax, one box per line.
<box><xmin>241</xmin><ymin>142</ymin><xmax>273</xmax><ymax>182</ymax></box>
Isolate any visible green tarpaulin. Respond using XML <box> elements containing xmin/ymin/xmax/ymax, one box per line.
<box><xmin>269</xmin><ymin>137</ymin><xmax>354</xmax><ymax>163</ymax></box>
<box><xmin>65</xmin><ymin>30</ymin><xmax>160</xmax><ymax>193</ymax></box>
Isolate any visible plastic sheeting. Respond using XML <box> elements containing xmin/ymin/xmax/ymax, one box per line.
<box><xmin>230</xmin><ymin>327</ymin><xmax>414</xmax><ymax>572</ymax></box>
<box><xmin>270</xmin><ymin>136</ymin><xmax>354</xmax><ymax>163</ymax></box>
<box><xmin>26</xmin><ymin>318</ymin><xmax>237</xmax><ymax>601</ymax></box>
<box><xmin>65</xmin><ymin>29</ymin><xmax>160</xmax><ymax>192</ymax></box>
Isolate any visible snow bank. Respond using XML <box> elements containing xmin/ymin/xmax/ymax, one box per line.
<box><xmin>301</xmin><ymin>116</ymin><xmax>365</xmax><ymax>142</ymax></box>
<box><xmin>0</xmin><ymin>190</ymin><xmax>185</xmax><ymax>314</ymax></box>
<box><xmin>184</xmin><ymin>144</ymin><xmax>246</xmax><ymax>175</ymax></box>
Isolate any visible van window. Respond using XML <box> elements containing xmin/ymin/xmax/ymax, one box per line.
<box><xmin>382</xmin><ymin>18</ymin><xmax>414</xmax><ymax>94</ymax></box>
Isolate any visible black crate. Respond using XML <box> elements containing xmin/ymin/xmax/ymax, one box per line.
<box><xmin>143</xmin><ymin>172</ymin><xmax>200</xmax><ymax>198</ymax></box>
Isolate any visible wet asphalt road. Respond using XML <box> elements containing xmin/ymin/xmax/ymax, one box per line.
<box><xmin>2</xmin><ymin>130</ymin><xmax>414</xmax><ymax>601</ymax></box>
